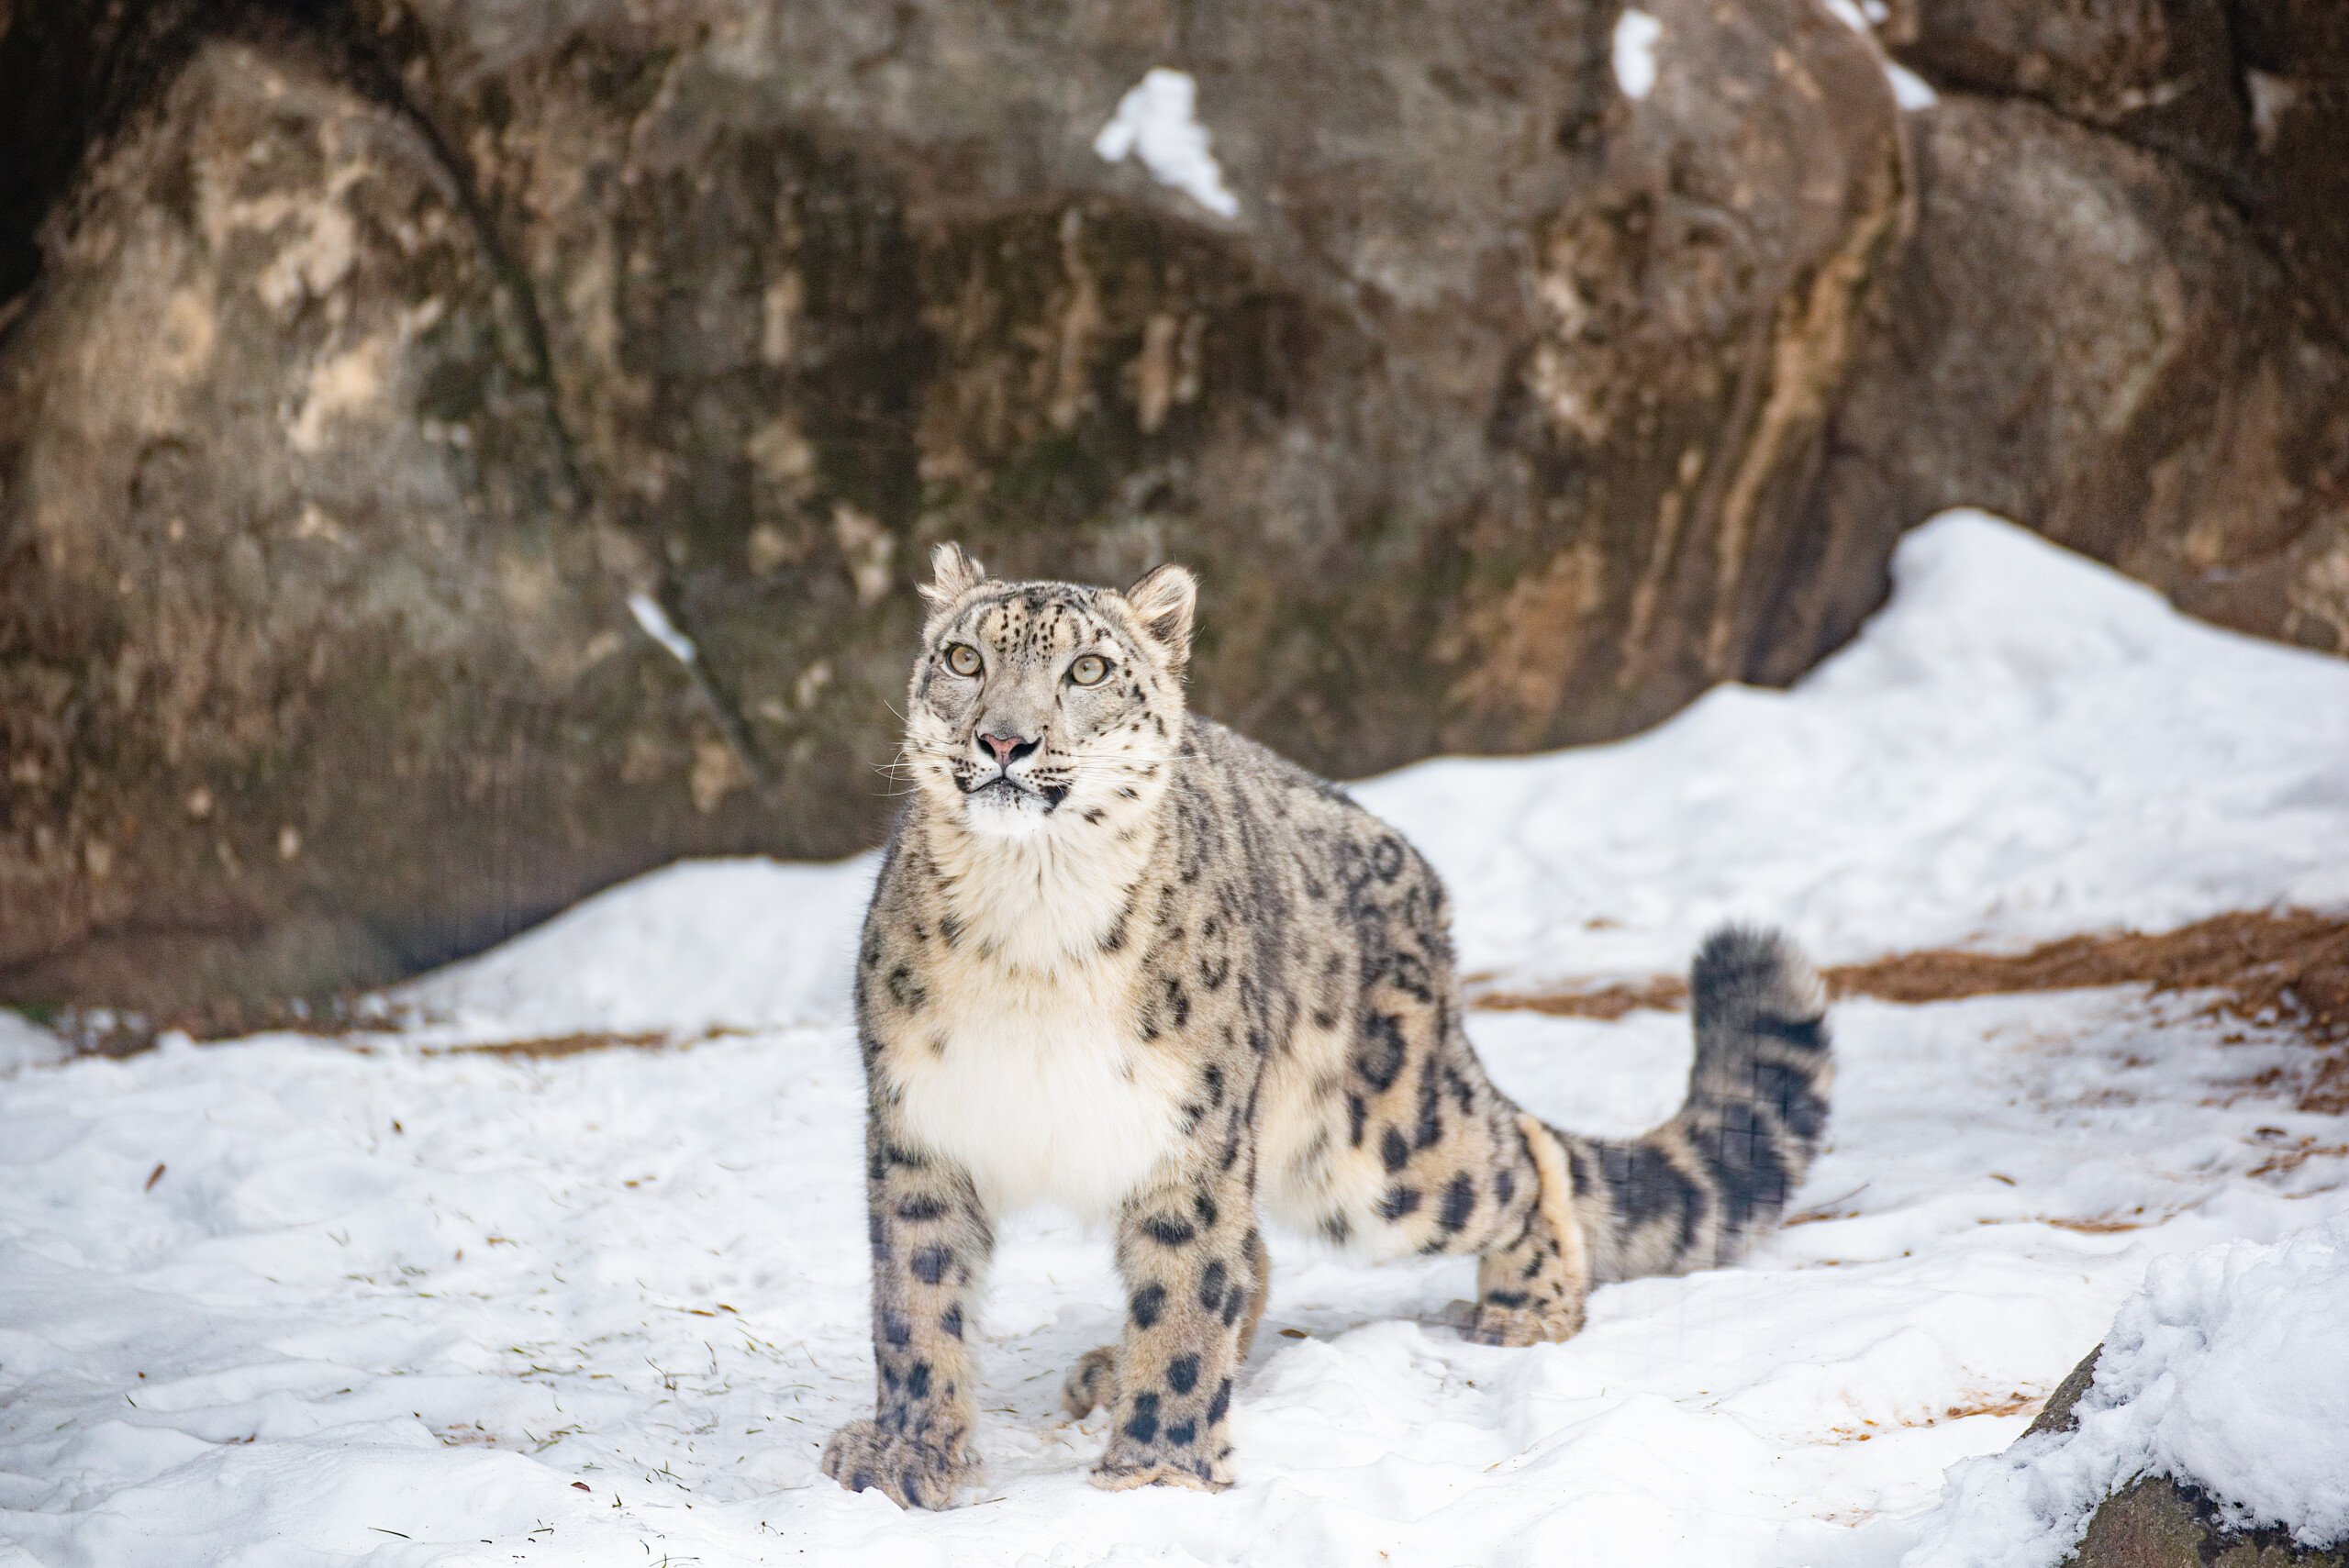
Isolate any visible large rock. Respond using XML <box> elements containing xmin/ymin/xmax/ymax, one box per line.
<box><xmin>1860</xmin><ymin>0</ymin><xmax>2349</xmax><ymax>653</ymax></box>
<box><xmin>1875</xmin><ymin>0</ymin><xmax>2349</xmax><ymax>366</ymax></box>
<box><xmin>2229</xmin><ymin>0</ymin><xmax>2349</xmax><ymax>350</ymax></box>
<box><xmin>1874</xmin><ymin>0</ymin><xmax>2247</xmax><ymax>173</ymax></box>
<box><xmin>0</xmin><ymin>0</ymin><xmax>1912</xmax><ymax>1021</ymax></box>
<box><xmin>2029</xmin><ymin>1347</ymin><xmax>2346</xmax><ymax>1568</ymax></box>
<box><xmin>0</xmin><ymin>36</ymin><xmax>760</xmax><ymax>1029</ymax></box>
<box><xmin>364</xmin><ymin>0</ymin><xmax>1910</xmax><ymax>748</ymax></box>
<box><xmin>2074</xmin><ymin>1480</ymin><xmax>2345</xmax><ymax>1568</ymax></box>
<box><xmin>1813</xmin><ymin>91</ymin><xmax>2349</xmax><ymax>654</ymax></box>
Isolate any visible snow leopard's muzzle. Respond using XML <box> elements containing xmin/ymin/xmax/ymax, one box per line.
<box><xmin>958</xmin><ymin>730</ymin><xmax>1068</xmax><ymax>810</ymax></box>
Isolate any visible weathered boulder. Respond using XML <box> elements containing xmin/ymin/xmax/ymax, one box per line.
<box><xmin>2022</xmin><ymin>1342</ymin><xmax>2105</xmax><ymax>1440</ymax></box>
<box><xmin>2028</xmin><ymin>1347</ymin><xmax>2346</xmax><ymax>1568</ymax></box>
<box><xmin>1875</xmin><ymin>0</ymin><xmax>2349</xmax><ymax>358</ymax></box>
<box><xmin>1874</xmin><ymin>0</ymin><xmax>2248</xmax><ymax>173</ymax></box>
<box><xmin>1812</xmin><ymin>91</ymin><xmax>2349</xmax><ymax>654</ymax></box>
<box><xmin>363</xmin><ymin>0</ymin><xmax>1911</xmax><ymax>749</ymax></box>
<box><xmin>2075</xmin><ymin>1480</ymin><xmax>2346</xmax><ymax>1568</ymax></box>
<box><xmin>0</xmin><ymin>36</ymin><xmax>758</xmax><ymax>1028</ymax></box>
<box><xmin>2228</xmin><ymin>0</ymin><xmax>2349</xmax><ymax>350</ymax></box>
<box><xmin>1</xmin><ymin>0</ymin><xmax>1912</xmax><ymax>1021</ymax></box>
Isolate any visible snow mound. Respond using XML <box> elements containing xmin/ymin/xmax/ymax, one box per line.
<box><xmin>394</xmin><ymin>856</ymin><xmax>875</xmax><ymax>1043</ymax></box>
<box><xmin>1904</xmin><ymin>1217</ymin><xmax>2349</xmax><ymax>1566</ymax></box>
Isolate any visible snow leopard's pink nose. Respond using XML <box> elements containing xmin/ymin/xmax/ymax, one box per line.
<box><xmin>980</xmin><ymin>733</ymin><xmax>1037</xmax><ymax>766</ymax></box>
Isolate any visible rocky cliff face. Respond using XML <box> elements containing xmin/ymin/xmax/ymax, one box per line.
<box><xmin>0</xmin><ymin>31</ymin><xmax>758</xmax><ymax>1025</ymax></box>
<box><xmin>0</xmin><ymin>0</ymin><xmax>2339</xmax><ymax>1026</ymax></box>
<box><xmin>1850</xmin><ymin>0</ymin><xmax>2349</xmax><ymax>650</ymax></box>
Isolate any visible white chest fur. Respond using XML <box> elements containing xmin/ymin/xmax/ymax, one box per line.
<box><xmin>887</xmin><ymin>815</ymin><xmax>1186</xmax><ymax>1218</ymax></box>
<box><xmin>890</xmin><ymin>951</ymin><xmax>1186</xmax><ymax>1218</ymax></box>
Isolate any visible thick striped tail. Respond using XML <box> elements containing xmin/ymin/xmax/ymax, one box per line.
<box><xmin>1558</xmin><ymin>925</ymin><xmax>1834</xmax><ymax>1284</ymax></box>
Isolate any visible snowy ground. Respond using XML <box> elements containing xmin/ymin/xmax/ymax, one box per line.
<box><xmin>4</xmin><ymin>512</ymin><xmax>2347</xmax><ymax>1566</ymax></box>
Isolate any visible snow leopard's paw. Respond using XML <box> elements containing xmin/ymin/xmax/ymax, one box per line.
<box><xmin>1464</xmin><ymin>1299</ymin><xmax>1584</xmax><ymax>1347</ymax></box>
<box><xmin>1090</xmin><ymin>1455</ymin><xmax>1233</xmax><ymax>1494</ymax></box>
<box><xmin>819</xmin><ymin>1419</ymin><xmax>979</xmax><ymax>1509</ymax></box>
<box><xmin>1061</xmin><ymin>1345</ymin><xmax>1120</xmax><ymax>1419</ymax></box>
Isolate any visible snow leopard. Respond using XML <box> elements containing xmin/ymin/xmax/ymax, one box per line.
<box><xmin>820</xmin><ymin>546</ymin><xmax>1834</xmax><ymax>1507</ymax></box>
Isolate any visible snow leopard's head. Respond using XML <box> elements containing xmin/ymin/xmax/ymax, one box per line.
<box><xmin>901</xmin><ymin>544</ymin><xmax>1195</xmax><ymax>840</ymax></box>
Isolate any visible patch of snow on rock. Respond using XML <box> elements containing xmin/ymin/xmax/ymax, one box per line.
<box><xmin>1613</xmin><ymin>8</ymin><xmax>1663</xmax><ymax>100</ymax></box>
<box><xmin>1903</xmin><ymin>1217</ymin><xmax>2349</xmax><ymax>1566</ymax></box>
<box><xmin>1820</xmin><ymin>0</ymin><xmax>1941</xmax><ymax>108</ymax></box>
<box><xmin>625</xmin><ymin>590</ymin><xmax>697</xmax><ymax>665</ymax></box>
<box><xmin>1093</xmin><ymin>69</ymin><xmax>1241</xmax><ymax>218</ymax></box>
<box><xmin>1884</xmin><ymin>58</ymin><xmax>1940</xmax><ymax>108</ymax></box>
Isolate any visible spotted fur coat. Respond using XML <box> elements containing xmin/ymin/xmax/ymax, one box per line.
<box><xmin>819</xmin><ymin>545</ymin><xmax>1833</xmax><ymax>1507</ymax></box>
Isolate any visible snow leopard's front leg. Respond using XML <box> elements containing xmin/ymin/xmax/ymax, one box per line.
<box><xmin>1062</xmin><ymin>1223</ymin><xmax>1268</xmax><ymax>1424</ymax></box>
<box><xmin>821</xmin><ymin>1092</ymin><xmax>994</xmax><ymax>1510</ymax></box>
<box><xmin>1088</xmin><ymin>1152</ymin><xmax>1264</xmax><ymax>1493</ymax></box>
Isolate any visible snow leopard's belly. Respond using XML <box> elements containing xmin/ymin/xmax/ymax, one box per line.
<box><xmin>880</xmin><ymin>914</ymin><xmax>1385</xmax><ymax>1236</ymax></box>
<box><xmin>889</xmin><ymin>955</ymin><xmax>1192</xmax><ymax>1220</ymax></box>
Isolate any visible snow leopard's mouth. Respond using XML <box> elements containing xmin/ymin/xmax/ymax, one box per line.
<box><xmin>959</xmin><ymin>774</ymin><xmax>1070</xmax><ymax>811</ymax></box>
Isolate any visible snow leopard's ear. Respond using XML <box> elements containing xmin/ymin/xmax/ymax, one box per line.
<box><xmin>918</xmin><ymin>543</ymin><xmax>987</xmax><ymax>626</ymax></box>
<box><xmin>1123</xmin><ymin>563</ymin><xmax>1197</xmax><ymax>669</ymax></box>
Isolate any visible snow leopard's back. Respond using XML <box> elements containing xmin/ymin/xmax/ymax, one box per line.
<box><xmin>1173</xmin><ymin>716</ymin><xmax>1833</xmax><ymax>1277</ymax></box>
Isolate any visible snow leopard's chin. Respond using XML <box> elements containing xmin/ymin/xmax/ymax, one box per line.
<box><xmin>959</xmin><ymin>780</ymin><xmax>1053</xmax><ymax>837</ymax></box>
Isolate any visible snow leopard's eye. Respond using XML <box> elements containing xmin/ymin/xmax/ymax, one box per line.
<box><xmin>944</xmin><ymin>643</ymin><xmax>982</xmax><ymax>677</ymax></box>
<box><xmin>1068</xmin><ymin>653</ymin><xmax>1110</xmax><ymax>687</ymax></box>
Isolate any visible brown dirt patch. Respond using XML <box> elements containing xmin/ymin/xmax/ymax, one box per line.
<box><xmin>1471</xmin><ymin>908</ymin><xmax>2349</xmax><ymax>1112</ymax></box>
<box><xmin>1470</xmin><ymin>974</ymin><xmax>1690</xmax><ymax>1021</ymax></box>
<box><xmin>1822</xmin><ymin>909</ymin><xmax>2349</xmax><ymax>1033</ymax></box>
<box><xmin>1816</xmin><ymin>1392</ymin><xmax>2044</xmax><ymax>1444</ymax></box>
<box><xmin>427</xmin><ymin>1031</ymin><xmax>674</xmax><ymax>1059</ymax></box>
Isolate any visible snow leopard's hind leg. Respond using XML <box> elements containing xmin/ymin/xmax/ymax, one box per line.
<box><xmin>1061</xmin><ymin>1226</ymin><xmax>1269</xmax><ymax>1420</ymax></box>
<box><xmin>1304</xmin><ymin>824</ymin><xmax>1595</xmax><ymax>1346</ymax></box>
<box><xmin>1412</xmin><ymin>927</ymin><xmax>1832</xmax><ymax>1346</ymax></box>
<box><xmin>1464</xmin><ymin>1113</ymin><xmax>1592</xmax><ymax>1345</ymax></box>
